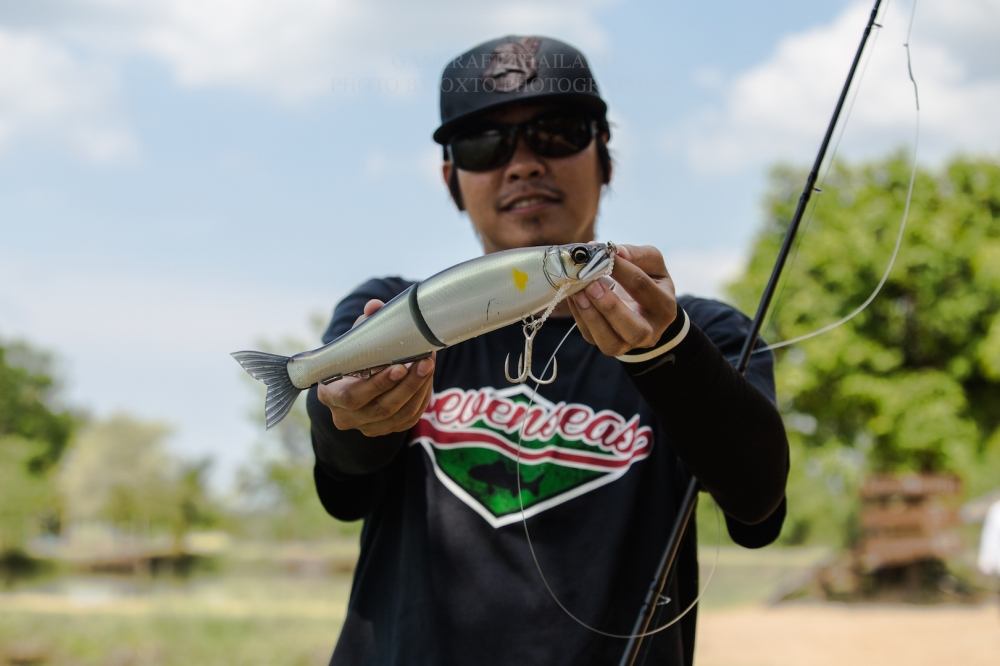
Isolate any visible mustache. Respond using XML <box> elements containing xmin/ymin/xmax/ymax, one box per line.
<box><xmin>496</xmin><ymin>183</ymin><xmax>564</xmax><ymax>210</ymax></box>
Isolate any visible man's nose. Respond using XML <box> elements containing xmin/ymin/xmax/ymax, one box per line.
<box><xmin>504</xmin><ymin>133</ymin><xmax>546</xmax><ymax>181</ymax></box>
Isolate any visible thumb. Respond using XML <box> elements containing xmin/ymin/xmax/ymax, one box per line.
<box><xmin>353</xmin><ymin>298</ymin><xmax>385</xmax><ymax>327</ymax></box>
<box><xmin>615</xmin><ymin>244</ymin><xmax>667</xmax><ymax>278</ymax></box>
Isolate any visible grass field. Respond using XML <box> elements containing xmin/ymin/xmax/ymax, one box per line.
<box><xmin>695</xmin><ymin>545</ymin><xmax>829</xmax><ymax>609</ymax></box>
<box><xmin>1</xmin><ymin>545</ymin><xmax>994</xmax><ymax>665</ymax></box>
<box><xmin>0</xmin><ymin>572</ymin><xmax>351</xmax><ymax>666</ymax></box>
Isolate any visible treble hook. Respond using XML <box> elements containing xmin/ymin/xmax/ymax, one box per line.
<box><xmin>504</xmin><ymin>323</ymin><xmax>557</xmax><ymax>385</ymax></box>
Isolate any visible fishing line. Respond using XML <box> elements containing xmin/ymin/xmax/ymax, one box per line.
<box><xmin>759</xmin><ymin>3</ymin><xmax>886</xmax><ymax>346</ymax></box>
<box><xmin>504</xmin><ymin>0</ymin><xmax>920</xmax><ymax>641</ymax></box>
<box><xmin>744</xmin><ymin>0</ymin><xmax>920</xmax><ymax>358</ymax></box>
<box><xmin>511</xmin><ymin>319</ymin><xmax>722</xmax><ymax>640</ymax></box>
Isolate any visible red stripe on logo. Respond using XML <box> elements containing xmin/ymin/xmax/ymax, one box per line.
<box><xmin>413</xmin><ymin>420</ymin><xmax>650</xmax><ymax>470</ymax></box>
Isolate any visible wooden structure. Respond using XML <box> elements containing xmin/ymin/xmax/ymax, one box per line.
<box><xmin>857</xmin><ymin>473</ymin><xmax>962</xmax><ymax>571</ymax></box>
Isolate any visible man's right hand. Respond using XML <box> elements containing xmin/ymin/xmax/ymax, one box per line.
<box><xmin>316</xmin><ymin>299</ymin><xmax>436</xmax><ymax>438</ymax></box>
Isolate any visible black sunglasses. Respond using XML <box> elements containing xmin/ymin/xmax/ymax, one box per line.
<box><xmin>448</xmin><ymin>112</ymin><xmax>598</xmax><ymax>172</ymax></box>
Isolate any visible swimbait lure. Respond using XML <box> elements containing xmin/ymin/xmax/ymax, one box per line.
<box><xmin>233</xmin><ymin>242</ymin><xmax>615</xmax><ymax>428</ymax></box>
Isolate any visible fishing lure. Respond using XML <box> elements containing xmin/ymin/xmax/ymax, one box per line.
<box><xmin>233</xmin><ymin>242</ymin><xmax>615</xmax><ymax>428</ymax></box>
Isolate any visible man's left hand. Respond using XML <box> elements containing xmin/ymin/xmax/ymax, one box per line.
<box><xmin>567</xmin><ymin>244</ymin><xmax>677</xmax><ymax>357</ymax></box>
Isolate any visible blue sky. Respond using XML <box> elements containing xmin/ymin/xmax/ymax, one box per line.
<box><xmin>2</xmin><ymin>0</ymin><xmax>997</xmax><ymax>491</ymax></box>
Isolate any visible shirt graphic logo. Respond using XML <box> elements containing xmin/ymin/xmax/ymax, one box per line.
<box><xmin>411</xmin><ymin>385</ymin><xmax>653</xmax><ymax>528</ymax></box>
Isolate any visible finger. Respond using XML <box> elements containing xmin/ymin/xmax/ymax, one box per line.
<box><xmin>574</xmin><ymin>299</ymin><xmax>631</xmax><ymax>356</ymax></box>
<box><xmin>319</xmin><ymin>351</ymin><xmax>435</xmax><ymax>428</ymax></box>
<box><xmin>357</xmin><ymin>355</ymin><xmax>435</xmax><ymax>422</ymax></box>
<box><xmin>611</xmin><ymin>257</ymin><xmax>676</xmax><ymax>328</ymax></box>
<box><xmin>573</xmin><ymin>278</ymin><xmax>657</xmax><ymax>352</ymax></box>
<box><xmin>397</xmin><ymin>373</ymin><xmax>435</xmax><ymax>425</ymax></box>
<box><xmin>570</xmin><ymin>284</ymin><xmax>636</xmax><ymax>355</ymax></box>
<box><xmin>353</xmin><ymin>299</ymin><xmax>385</xmax><ymax>327</ymax></box>
<box><xmin>320</xmin><ymin>361</ymin><xmax>411</xmax><ymax>412</ymax></box>
<box><xmin>567</xmin><ymin>297</ymin><xmax>596</xmax><ymax>345</ymax></box>
<box><xmin>358</xmin><ymin>358</ymin><xmax>434</xmax><ymax>420</ymax></box>
<box><xmin>615</xmin><ymin>244</ymin><xmax>668</xmax><ymax>278</ymax></box>
<box><xmin>328</xmin><ymin>366</ymin><xmax>415</xmax><ymax>431</ymax></box>
<box><xmin>359</xmin><ymin>377</ymin><xmax>433</xmax><ymax>437</ymax></box>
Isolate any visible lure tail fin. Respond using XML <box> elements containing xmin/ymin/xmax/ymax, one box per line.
<box><xmin>231</xmin><ymin>350</ymin><xmax>301</xmax><ymax>429</ymax></box>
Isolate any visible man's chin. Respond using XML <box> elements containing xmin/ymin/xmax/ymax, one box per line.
<box><xmin>481</xmin><ymin>219</ymin><xmax>593</xmax><ymax>252</ymax></box>
<box><xmin>513</xmin><ymin>218</ymin><xmax>585</xmax><ymax>244</ymax></box>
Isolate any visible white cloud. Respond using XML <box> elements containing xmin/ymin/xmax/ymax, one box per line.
<box><xmin>0</xmin><ymin>28</ymin><xmax>135</xmax><ymax>161</ymax></box>
<box><xmin>604</xmin><ymin>106</ymin><xmax>633</xmax><ymax>181</ymax></box>
<box><xmin>0</xmin><ymin>256</ymin><xmax>327</xmax><ymax>357</ymax></box>
<box><xmin>663</xmin><ymin>247</ymin><xmax>745</xmax><ymax>300</ymax></box>
<box><xmin>691</xmin><ymin>65</ymin><xmax>725</xmax><ymax>93</ymax></box>
<box><xmin>0</xmin><ymin>0</ymin><xmax>613</xmax><ymax>158</ymax></box>
<box><xmin>918</xmin><ymin>0</ymin><xmax>1000</xmax><ymax>77</ymax></box>
<box><xmin>361</xmin><ymin>145</ymin><xmax>446</xmax><ymax>187</ymax></box>
<box><xmin>362</xmin><ymin>150</ymin><xmax>391</xmax><ymax>179</ymax></box>
<box><xmin>6</xmin><ymin>0</ymin><xmax>613</xmax><ymax>104</ymax></box>
<box><xmin>419</xmin><ymin>144</ymin><xmax>446</xmax><ymax>187</ymax></box>
<box><xmin>673</xmin><ymin>0</ymin><xmax>1000</xmax><ymax>173</ymax></box>
<box><xmin>122</xmin><ymin>0</ymin><xmax>372</xmax><ymax>103</ymax></box>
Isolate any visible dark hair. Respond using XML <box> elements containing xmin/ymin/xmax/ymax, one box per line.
<box><xmin>445</xmin><ymin>122</ymin><xmax>612</xmax><ymax>211</ymax></box>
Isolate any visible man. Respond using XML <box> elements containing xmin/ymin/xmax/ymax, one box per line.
<box><xmin>307</xmin><ymin>35</ymin><xmax>789</xmax><ymax>665</ymax></box>
<box><xmin>980</xmin><ymin>497</ymin><xmax>1000</xmax><ymax>612</ymax></box>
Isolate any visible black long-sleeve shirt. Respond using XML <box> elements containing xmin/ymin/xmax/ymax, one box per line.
<box><xmin>308</xmin><ymin>277</ymin><xmax>789</xmax><ymax>666</ymax></box>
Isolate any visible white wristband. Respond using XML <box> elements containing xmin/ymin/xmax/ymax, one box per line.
<box><xmin>616</xmin><ymin>309</ymin><xmax>690</xmax><ymax>364</ymax></box>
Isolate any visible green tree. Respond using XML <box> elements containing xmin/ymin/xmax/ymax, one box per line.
<box><xmin>58</xmin><ymin>414</ymin><xmax>218</xmax><ymax>547</ymax></box>
<box><xmin>0</xmin><ymin>339</ymin><xmax>77</xmax><ymax>554</ymax></box>
<box><xmin>729</xmin><ymin>154</ymin><xmax>1000</xmax><ymax>543</ymax></box>
<box><xmin>0</xmin><ymin>340</ymin><xmax>75</xmax><ymax>472</ymax></box>
<box><xmin>0</xmin><ymin>437</ymin><xmax>60</xmax><ymax>553</ymax></box>
<box><xmin>235</xmin><ymin>327</ymin><xmax>350</xmax><ymax>540</ymax></box>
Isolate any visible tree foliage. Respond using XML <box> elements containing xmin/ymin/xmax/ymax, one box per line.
<box><xmin>235</xmin><ymin>327</ymin><xmax>344</xmax><ymax>539</ymax></box>
<box><xmin>58</xmin><ymin>414</ymin><xmax>217</xmax><ymax>545</ymax></box>
<box><xmin>0</xmin><ymin>437</ymin><xmax>60</xmax><ymax>552</ymax></box>
<box><xmin>0</xmin><ymin>339</ymin><xmax>77</xmax><ymax>552</ymax></box>
<box><xmin>728</xmin><ymin>154</ymin><xmax>1000</xmax><ymax>542</ymax></box>
<box><xmin>235</xmin><ymin>399</ymin><xmax>337</xmax><ymax>539</ymax></box>
<box><xmin>0</xmin><ymin>340</ymin><xmax>75</xmax><ymax>472</ymax></box>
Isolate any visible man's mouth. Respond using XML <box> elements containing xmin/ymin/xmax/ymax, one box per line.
<box><xmin>498</xmin><ymin>189</ymin><xmax>562</xmax><ymax>212</ymax></box>
<box><xmin>509</xmin><ymin>196</ymin><xmax>553</xmax><ymax>210</ymax></box>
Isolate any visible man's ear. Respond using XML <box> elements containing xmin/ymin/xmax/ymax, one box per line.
<box><xmin>442</xmin><ymin>160</ymin><xmax>465</xmax><ymax>211</ymax></box>
<box><xmin>598</xmin><ymin>133</ymin><xmax>612</xmax><ymax>186</ymax></box>
<box><xmin>442</xmin><ymin>161</ymin><xmax>452</xmax><ymax>189</ymax></box>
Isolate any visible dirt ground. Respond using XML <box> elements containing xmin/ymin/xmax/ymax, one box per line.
<box><xmin>3</xmin><ymin>570</ymin><xmax>998</xmax><ymax>665</ymax></box>
<box><xmin>697</xmin><ymin>602</ymin><xmax>1000</xmax><ymax>666</ymax></box>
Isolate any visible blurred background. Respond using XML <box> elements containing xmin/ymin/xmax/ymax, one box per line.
<box><xmin>2</xmin><ymin>0</ymin><xmax>999</xmax><ymax>664</ymax></box>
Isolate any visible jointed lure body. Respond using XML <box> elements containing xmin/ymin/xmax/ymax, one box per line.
<box><xmin>233</xmin><ymin>242</ymin><xmax>615</xmax><ymax>428</ymax></box>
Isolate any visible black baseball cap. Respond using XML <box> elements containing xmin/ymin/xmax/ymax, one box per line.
<box><xmin>432</xmin><ymin>35</ymin><xmax>608</xmax><ymax>145</ymax></box>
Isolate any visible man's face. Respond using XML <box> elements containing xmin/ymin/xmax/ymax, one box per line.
<box><xmin>442</xmin><ymin>103</ymin><xmax>608</xmax><ymax>254</ymax></box>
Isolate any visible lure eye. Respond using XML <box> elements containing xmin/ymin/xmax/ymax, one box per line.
<box><xmin>570</xmin><ymin>246</ymin><xmax>590</xmax><ymax>264</ymax></box>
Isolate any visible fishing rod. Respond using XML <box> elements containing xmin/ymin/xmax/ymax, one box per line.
<box><xmin>619</xmin><ymin>1</ymin><xmax>885</xmax><ymax>663</ymax></box>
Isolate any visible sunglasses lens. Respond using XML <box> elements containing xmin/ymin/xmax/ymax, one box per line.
<box><xmin>448</xmin><ymin>113</ymin><xmax>596</xmax><ymax>171</ymax></box>
<box><xmin>527</xmin><ymin>114</ymin><xmax>594</xmax><ymax>157</ymax></box>
<box><xmin>450</xmin><ymin>128</ymin><xmax>514</xmax><ymax>171</ymax></box>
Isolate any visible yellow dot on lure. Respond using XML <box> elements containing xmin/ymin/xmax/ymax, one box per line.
<box><xmin>512</xmin><ymin>268</ymin><xmax>529</xmax><ymax>292</ymax></box>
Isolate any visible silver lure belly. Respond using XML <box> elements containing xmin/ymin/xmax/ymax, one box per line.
<box><xmin>288</xmin><ymin>245</ymin><xmax>594</xmax><ymax>388</ymax></box>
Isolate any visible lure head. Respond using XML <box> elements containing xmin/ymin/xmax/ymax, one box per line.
<box><xmin>543</xmin><ymin>242</ymin><xmax>615</xmax><ymax>288</ymax></box>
